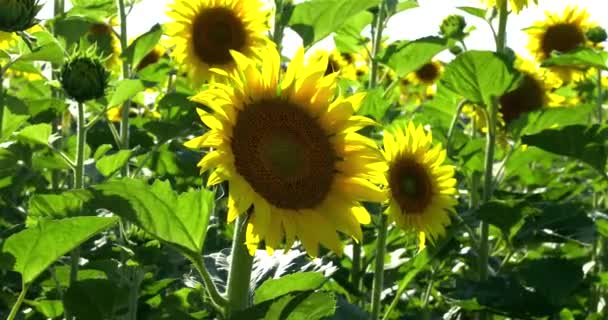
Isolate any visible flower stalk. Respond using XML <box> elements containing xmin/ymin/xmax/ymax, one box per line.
<box><xmin>226</xmin><ymin>214</ymin><xmax>254</xmax><ymax>317</ymax></box>
<box><xmin>6</xmin><ymin>284</ymin><xmax>29</xmax><ymax>320</ymax></box>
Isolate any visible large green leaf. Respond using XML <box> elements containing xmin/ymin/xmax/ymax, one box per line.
<box><xmin>357</xmin><ymin>87</ymin><xmax>391</xmax><ymax>121</ymax></box>
<box><xmin>17</xmin><ymin>123</ymin><xmax>52</xmax><ymax>146</ymax></box>
<box><xmin>542</xmin><ymin>48</ymin><xmax>608</xmax><ymax>71</ymax></box>
<box><xmin>108</xmin><ymin>79</ymin><xmax>145</xmax><ymax>107</ymax></box>
<box><xmin>438</xmin><ymin>50</ymin><xmax>517</xmax><ymax>107</ymax></box>
<box><xmin>521</xmin><ymin>124</ymin><xmax>607</xmax><ymax>173</ymax></box>
<box><xmin>510</xmin><ymin>104</ymin><xmax>595</xmax><ymax>137</ymax></box>
<box><xmin>0</xmin><ymin>216</ymin><xmax>119</xmax><ymax>284</ymax></box>
<box><xmin>92</xmin><ymin>178</ymin><xmax>215</xmax><ymax>255</ymax></box>
<box><xmin>254</xmin><ymin>272</ymin><xmax>326</xmax><ymax>304</ymax></box>
<box><xmin>289</xmin><ymin>0</ymin><xmax>380</xmax><ymax>47</ymax></box>
<box><xmin>96</xmin><ymin>149</ymin><xmax>132</xmax><ymax>177</ymax></box>
<box><xmin>516</xmin><ymin>258</ymin><xmax>583</xmax><ymax>307</ymax></box>
<box><xmin>475</xmin><ymin>200</ymin><xmax>538</xmax><ymax>238</ymax></box>
<box><xmin>333</xmin><ymin>11</ymin><xmax>373</xmax><ymax>53</ymax></box>
<box><xmin>381</xmin><ymin>37</ymin><xmax>447</xmax><ymax>77</ymax></box>
<box><xmin>19</xmin><ymin>31</ymin><xmax>65</xmax><ymax>66</ymax></box>
<box><xmin>122</xmin><ymin>24</ymin><xmax>163</xmax><ymax>69</ymax></box>
<box><xmin>28</xmin><ymin>190</ymin><xmax>93</xmax><ymax>222</ymax></box>
<box><xmin>283</xmin><ymin>292</ymin><xmax>336</xmax><ymax>320</ymax></box>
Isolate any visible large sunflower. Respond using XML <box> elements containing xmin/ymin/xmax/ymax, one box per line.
<box><xmin>383</xmin><ymin>122</ymin><xmax>457</xmax><ymax>242</ymax></box>
<box><xmin>185</xmin><ymin>47</ymin><xmax>386</xmax><ymax>256</ymax></box>
<box><xmin>166</xmin><ymin>0</ymin><xmax>270</xmax><ymax>85</ymax></box>
<box><xmin>526</xmin><ymin>6</ymin><xmax>592</xmax><ymax>81</ymax></box>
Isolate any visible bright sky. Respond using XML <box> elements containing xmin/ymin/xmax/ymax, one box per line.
<box><xmin>38</xmin><ymin>0</ymin><xmax>608</xmax><ymax>62</ymax></box>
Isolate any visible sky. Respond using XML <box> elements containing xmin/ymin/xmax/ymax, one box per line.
<box><xmin>37</xmin><ymin>0</ymin><xmax>608</xmax><ymax>62</ymax></box>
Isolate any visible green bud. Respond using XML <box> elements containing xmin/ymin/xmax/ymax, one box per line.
<box><xmin>586</xmin><ymin>26</ymin><xmax>608</xmax><ymax>44</ymax></box>
<box><xmin>440</xmin><ymin>14</ymin><xmax>466</xmax><ymax>40</ymax></box>
<box><xmin>61</xmin><ymin>57</ymin><xmax>109</xmax><ymax>103</ymax></box>
<box><xmin>0</xmin><ymin>0</ymin><xmax>42</xmax><ymax>32</ymax></box>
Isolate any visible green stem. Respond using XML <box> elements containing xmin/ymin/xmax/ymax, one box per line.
<box><xmin>597</xmin><ymin>69</ymin><xmax>603</xmax><ymax>123</ymax></box>
<box><xmin>495</xmin><ymin>0</ymin><xmax>508</xmax><ymax>53</ymax></box>
<box><xmin>226</xmin><ymin>214</ymin><xmax>254</xmax><ymax>317</ymax></box>
<box><xmin>191</xmin><ymin>253</ymin><xmax>228</xmax><ymax>313</ymax></box>
<box><xmin>479</xmin><ymin>100</ymin><xmax>497</xmax><ymax>280</ymax></box>
<box><xmin>117</xmin><ymin>0</ymin><xmax>131</xmax><ymax>176</ymax></box>
<box><xmin>7</xmin><ymin>285</ymin><xmax>29</xmax><ymax>320</ymax></box>
<box><xmin>370</xmin><ymin>214</ymin><xmax>388</xmax><ymax>320</ymax></box>
<box><xmin>54</xmin><ymin>0</ymin><xmax>65</xmax><ymax>16</ymax></box>
<box><xmin>446</xmin><ymin>100</ymin><xmax>468</xmax><ymax>156</ymax></box>
<box><xmin>368</xmin><ymin>1</ymin><xmax>386</xmax><ymax>89</ymax></box>
<box><xmin>272</xmin><ymin>0</ymin><xmax>285</xmax><ymax>49</ymax></box>
<box><xmin>0</xmin><ymin>70</ymin><xmax>4</xmax><ymax>137</ymax></box>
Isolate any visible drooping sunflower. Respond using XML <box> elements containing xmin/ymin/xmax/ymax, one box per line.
<box><xmin>166</xmin><ymin>0</ymin><xmax>270</xmax><ymax>85</ymax></box>
<box><xmin>526</xmin><ymin>6</ymin><xmax>593</xmax><ymax>81</ymax></box>
<box><xmin>383</xmin><ymin>122</ymin><xmax>457</xmax><ymax>243</ymax></box>
<box><xmin>185</xmin><ymin>47</ymin><xmax>386</xmax><ymax>256</ymax></box>
<box><xmin>483</xmin><ymin>0</ymin><xmax>536</xmax><ymax>13</ymax></box>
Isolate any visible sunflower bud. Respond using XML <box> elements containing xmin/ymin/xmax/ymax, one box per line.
<box><xmin>439</xmin><ymin>14</ymin><xmax>466</xmax><ymax>40</ymax></box>
<box><xmin>586</xmin><ymin>26</ymin><xmax>607</xmax><ymax>44</ymax></box>
<box><xmin>0</xmin><ymin>0</ymin><xmax>42</xmax><ymax>32</ymax></box>
<box><xmin>60</xmin><ymin>56</ymin><xmax>109</xmax><ymax>103</ymax></box>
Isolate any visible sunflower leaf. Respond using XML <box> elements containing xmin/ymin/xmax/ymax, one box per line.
<box><xmin>542</xmin><ymin>48</ymin><xmax>608</xmax><ymax>71</ymax></box>
<box><xmin>108</xmin><ymin>79</ymin><xmax>144</xmax><ymax>107</ymax></box>
<box><xmin>91</xmin><ymin>178</ymin><xmax>215</xmax><ymax>256</ymax></box>
<box><xmin>0</xmin><ymin>216</ymin><xmax>119</xmax><ymax>284</ymax></box>
<box><xmin>254</xmin><ymin>272</ymin><xmax>326</xmax><ymax>305</ymax></box>
<box><xmin>122</xmin><ymin>23</ymin><xmax>163</xmax><ymax>70</ymax></box>
<box><xmin>380</xmin><ymin>36</ymin><xmax>447</xmax><ymax>77</ymax></box>
<box><xmin>289</xmin><ymin>0</ymin><xmax>381</xmax><ymax>47</ymax></box>
<box><xmin>521</xmin><ymin>124</ymin><xmax>608</xmax><ymax>174</ymax></box>
<box><xmin>438</xmin><ymin>50</ymin><xmax>518</xmax><ymax>107</ymax></box>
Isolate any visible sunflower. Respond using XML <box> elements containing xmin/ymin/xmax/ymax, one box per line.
<box><xmin>166</xmin><ymin>0</ymin><xmax>270</xmax><ymax>85</ymax></box>
<box><xmin>308</xmin><ymin>49</ymin><xmax>357</xmax><ymax>80</ymax></box>
<box><xmin>135</xmin><ymin>44</ymin><xmax>166</xmax><ymax>72</ymax></box>
<box><xmin>406</xmin><ymin>61</ymin><xmax>443</xmax><ymax>87</ymax></box>
<box><xmin>383</xmin><ymin>122</ymin><xmax>457</xmax><ymax>242</ymax></box>
<box><xmin>87</xmin><ymin>21</ymin><xmax>121</xmax><ymax>68</ymax></box>
<box><xmin>483</xmin><ymin>0</ymin><xmax>536</xmax><ymax>13</ymax></box>
<box><xmin>185</xmin><ymin>47</ymin><xmax>386</xmax><ymax>256</ymax></box>
<box><xmin>526</xmin><ymin>6</ymin><xmax>593</xmax><ymax>82</ymax></box>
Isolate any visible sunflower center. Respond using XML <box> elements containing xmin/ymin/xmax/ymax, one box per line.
<box><xmin>231</xmin><ymin>98</ymin><xmax>337</xmax><ymax>210</ymax></box>
<box><xmin>499</xmin><ymin>73</ymin><xmax>544</xmax><ymax>123</ymax></box>
<box><xmin>389</xmin><ymin>158</ymin><xmax>433</xmax><ymax>214</ymax></box>
<box><xmin>415</xmin><ymin>63</ymin><xmax>440</xmax><ymax>84</ymax></box>
<box><xmin>325</xmin><ymin>57</ymin><xmax>340</xmax><ymax>75</ymax></box>
<box><xmin>541</xmin><ymin>23</ymin><xmax>585</xmax><ymax>58</ymax></box>
<box><xmin>192</xmin><ymin>7</ymin><xmax>247</xmax><ymax>65</ymax></box>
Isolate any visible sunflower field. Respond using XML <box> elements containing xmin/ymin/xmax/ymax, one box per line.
<box><xmin>2</xmin><ymin>0</ymin><xmax>608</xmax><ymax>319</ymax></box>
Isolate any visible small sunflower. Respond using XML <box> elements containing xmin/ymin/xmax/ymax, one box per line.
<box><xmin>166</xmin><ymin>0</ymin><xmax>270</xmax><ymax>85</ymax></box>
<box><xmin>185</xmin><ymin>47</ymin><xmax>386</xmax><ymax>257</ymax></box>
<box><xmin>87</xmin><ymin>21</ymin><xmax>121</xmax><ymax>68</ymax></box>
<box><xmin>526</xmin><ymin>6</ymin><xmax>593</xmax><ymax>81</ymax></box>
<box><xmin>383</xmin><ymin>122</ymin><xmax>457</xmax><ymax>242</ymax></box>
<box><xmin>308</xmin><ymin>49</ymin><xmax>358</xmax><ymax>80</ymax></box>
<box><xmin>135</xmin><ymin>44</ymin><xmax>167</xmax><ymax>72</ymax></box>
<box><xmin>483</xmin><ymin>0</ymin><xmax>536</xmax><ymax>13</ymax></box>
<box><xmin>406</xmin><ymin>61</ymin><xmax>443</xmax><ymax>86</ymax></box>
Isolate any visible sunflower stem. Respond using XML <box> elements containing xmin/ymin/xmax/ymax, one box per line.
<box><xmin>272</xmin><ymin>0</ymin><xmax>286</xmax><ymax>50</ymax></box>
<box><xmin>495</xmin><ymin>0</ymin><xmax>508</xmax><ymax>53</ymax></box>
<box><xmin>369</xmin><ymin>1</ymin><xmax>386</xmax><ymax>89</ymax></box>
<box><xmin>351</xmin><ymin>242</ymin><xmax>362</xmax><ymax>304</ymax></box>
<box><xmin>117</xmin><ymin>0</ymin><xmax>131</xmax><ymax>176</ymax></box>
<box><xmin>7</xmin><ymin>284</ymin><xmax>28</xmax><ymax>320</ymax></box>
<box><xmin>597</xmin><ymin>69</ymin><xmax>603</xmax><ymax>123</ymax></box>
<box><xmin>226</xmin><ymin>214</ymin><xmax>254</xmax><ymax>317</ymax></box>
<box><xmin>370</xmin><ymin>214</ymin><xmax>388</xmax><ymax>320</ymax></box>
<box><xmin>447</xmin><ymin>99</ymin><xmax>468</xmax><ymax>156</ymax></box>
<box><xmin>191</xmin><ymin>253</ymin><xmax>228</xmax><ymax>313</ymax></box>
<box><xmin>0</xmin><ymin>70</ymin><xmax>4</xmax><ymax>138</ymax></box>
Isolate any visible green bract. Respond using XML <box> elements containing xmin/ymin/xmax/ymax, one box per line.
<box><xmin>439</xmin><ymin>14</ymin><xmax>466</xmax><ymax>40</ymax></box>
<box><xmin>0</xmin><ymin>0</ymin><xmax>42</xmax><ymax>32</ymax></box>
<box><xmin>60</xmin><ymin>56</ymin><xmax>109</xmax><ymax>103</ymax></box>
<box><xmin>586</xmin><ymin>26</ymin><xmax>607</xmax><ymax>44</ymax></box>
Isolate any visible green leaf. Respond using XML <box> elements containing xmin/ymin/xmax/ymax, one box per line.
<box><xmin>510</xmin><ymin>103</ymin><xmax>595</xmax><ymax>137</ymax></box>
<box><xmin>357</xmin><ymin>87</ymin><xmax>391</xmax><ymax>121</ymax></box>
<box><xmin>396</xmin><ymin>0</ymin><xmax>418</xmax><ymax>12</ymax></box>
<box><xmin>284</xmin><ymin>292</ymin><xmax>336</xmax><ymax>320</ymax></box>
<box><xmin>108</xmin><ymin>79</ymin><xmax>144</xmax><ymax>107</ymax></box>
<box><xmin>123</xmin><ymin>24</ymin><xmax>163</xmax><ymax>69</ymax></box>
<box><xmin>289</xmin><ymin>0</ymin><xmax>381</xmax><ymax>47</ymax></box>
<box><xmin>19</xmin><ymin>31</ymin><xmax>65</xmax><ymax>65</ymax></box>
<box><xmin>0</xmin><ymin>216</ymin><xmax>119</xmax><ymax>284</ymax></box>
<box><xmin>458</xmin><ymin>6</ymin><xmax>487</xmax><ymax>19</ymax></box>
<box><xmin>596</xmin><ymin>219</ymin><xmax>608</xmax><ymax>238</ymax></box>
<box><xmin>96</xmin><ymin>149</ymin><xmax>132</xmax><ymax>177</ymax></box>
<box><xmin>17</xmin><ymin>123</ymin><xmax>52</xmax><ymax>146</ymax></box>
<box><xmin>516</xmin><ymin>258</ymin><xmax>583</xmax><ymax>306</ymax></box>
<box><xmin>255</xmin><ymin>272</ymin><xmax>326</xmax><ymax>304</ymax></box>
<box><xmin>521</xmin><ymin>124</ymin><xmax>607</xmax><ymax>173</ymax></box>
<box><xmin>334</xmin><ymin>11</ymin><xmax>373</xmax><ymax>53</ymax></box>
<box><xmin>1</xmin><ymin>99</ymin><xmax>30</xmax><ymax>142</ymax></box>
<box><xmin>92</xmin><ymin>178</ymin><xmax>215</xmax><ymax>255</ymax></box>
<box><xmin>475</xmin><ymin>200</ymin><xmax>538</xmax><ymax>238</ymax></box>
<box><xmin>542</xmin><ymin>48</ymin><xmax>608</xmax><ymax>71</ymax></box>
<box><xmin>28</xmin><ymin>190</ymin><xmax>93</xmax><ymax>221</ymax></box>
<box><xmin>29</xmin><ymin>300</ymin><xmax>64</xmax><ymax>318</ymax></box>
<box><xmin>67</xmin><ymin>0</ymin><xmax>117</xmax><ymax>20</ymax></box>
<box><xmin>381</xmin><ymin>37</ymin><xmax>447</xmax><ymax>77</ymax></box>
<box><xmin>438</xmin><ymin>50</ymin><xmax>517</xmax><ymax>107</ymax></box>
<box><xmin>64</xmin><ymin>279</ymin><xmax>128</xmax><ymax>320</ymax></box>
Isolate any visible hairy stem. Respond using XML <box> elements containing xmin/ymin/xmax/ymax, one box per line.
<box><xmin>191</xmin><ymin>253</ymin><xmax>228</xmax><ymax>314</ymax></box>
<box><xmin>7</xmin><ymin>285</ymin><xmax>29</xmax><ymax>320</ymax></box>
<box><xmin>226</xmin><ymin>214</ymin><xmax>254</xmax><ymax>317</ymax></box>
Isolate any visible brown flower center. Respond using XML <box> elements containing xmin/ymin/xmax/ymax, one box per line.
<box><xmin>136</xmin><ymin>49</ymin><xmax>162</xmax><ymax>71</ymax></box>
<box><xmin>499</xmin><ymin>73</ymin><xmax>545</xmax><ymax>124</ymax></box>
<box><xmin>325</xmin><ymin>57</ymin><xmax>341</xmax><ymax>75</ymax></box>
<box><xmin>87</xmin><ymin>23</ymin><xmax>117</xmax><ymax>60</ymax></box>
<box><xmin>231</xmin><ymin>98</ymin><xmax>337</xmax><ymax>210</ymax></box>
<box><xmin>191</xmin><ymin>7</ymin><xmax>247</xmax><ymax>65</ymax></box>
<box><xmin>415</xmin><ymin>62</ymin><xmax>440</xmax><ymax>84</ymax></box>
<box><xmin>389</xmin><ymin>158</ymin><xmax>434</xmax><ymax>214</ymax></box>
<box><xmin>541</xmin><ymin>23</ymin><xmax>585</xmax><ymax>58</ymax></box>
